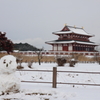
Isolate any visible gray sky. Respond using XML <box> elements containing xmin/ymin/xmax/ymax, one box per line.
<box><xmin>0</xmin><ymin>0</ymin><xmax>100</xmax><ymax>50</ymax></box>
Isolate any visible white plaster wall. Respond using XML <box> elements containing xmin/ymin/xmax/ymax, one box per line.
<box><xmin>54</xmin><ymin>45</ymin><xmax>57</xmax><ymax>50</ymax></box>
<box><xmin>68</xmin><ymin>44</ymin><xmax>72</xmax><ymax>51</ymax></box>
<box><xmin>58</xmin><ymin>44</ymin><xmax>62</xmax><ymax>50</ymax></box>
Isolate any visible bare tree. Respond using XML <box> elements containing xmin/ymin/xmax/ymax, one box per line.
<box><xmin>16</xmin><ymin>56</ymin><xmax>23</xmax><ymax>69</ymax></box>
<box><xmin>35</xmin><ymin>47</ymin><xmax>44</xmax><ymax>65</ymax></box>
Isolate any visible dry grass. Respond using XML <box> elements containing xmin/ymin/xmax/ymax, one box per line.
<box><xmin>0</xmin><ymin>53</ymin><xmax>56</xmax><ymax>62</ymax></box>
<box><xmin>0</xmin><ymin>52</ymin><xmax>99</xmax><ymax>62</ymax></box>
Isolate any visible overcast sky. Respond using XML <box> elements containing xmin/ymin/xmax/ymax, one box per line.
<box><xmin>0</xmin><ymin>0</ymin><xmax>100</xmax><ymax>50</ymax></box>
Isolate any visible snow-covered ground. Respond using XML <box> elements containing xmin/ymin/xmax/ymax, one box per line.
<box><xmin>1</xmin><ymin>62</ymin><xmax>100</xmax><ymax>100</ymax></box>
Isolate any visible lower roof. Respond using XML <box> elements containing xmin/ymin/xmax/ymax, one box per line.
<box><xmin>45</xmin><ymin>40</ymin><xmax>97</xmax><ymax>46</ymax></box>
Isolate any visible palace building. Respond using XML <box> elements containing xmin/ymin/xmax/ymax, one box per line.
<box><xmin>45</xmin><ymin>24</ymin><xmax>98</xmax><ymax>55</ymax></box>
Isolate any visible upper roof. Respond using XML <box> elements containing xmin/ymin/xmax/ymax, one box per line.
<box><xmin>53</xmin><ymin>25</ymin><xmax>93</xmax><ymax>37</ymax></box>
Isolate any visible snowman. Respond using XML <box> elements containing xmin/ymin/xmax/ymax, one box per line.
<box><xmin>0</xmin><ymin>55</ymin><xmax>20</xmax><ymax>95</ymax></box>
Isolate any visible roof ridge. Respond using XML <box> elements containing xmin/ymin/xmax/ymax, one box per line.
<box><xmin>67</xmin><ymin>25</ymin><xmax>83</xmax><ymax>29</ymax></box>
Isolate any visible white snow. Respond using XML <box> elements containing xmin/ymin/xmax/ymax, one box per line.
<box><xmin>75</xmin><ymin>41</ymin><xmax>96</xmax><ymax>45</ymax></box>
<box><xmin>53</xmin><ymin>31</ymin><xmax>72</xmax><ymax>34</ymax></box>
<box><xmin>46</xmin><ymin>40</ymin><xmax>75</xmax><ymax>44</ymax></box>
<box><xmin>0</xmin><ymin>61</ymin><xmax>100</xmax><ymax>100</ymax></box>
<box><xmin>70</xmin><ymin>58</ymin><xmax>75</xmax><ymax>61</ymax></box>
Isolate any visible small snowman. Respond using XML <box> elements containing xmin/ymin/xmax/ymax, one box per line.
<box><xmin>0</xmin><ymin>55</ymin><xmax>20</xmax><ymax>95</ymax></box>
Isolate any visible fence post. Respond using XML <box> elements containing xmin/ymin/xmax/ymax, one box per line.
<box><xmin>52</xmin><ymin>67</ymin><xmax>57</xmax><ymax>88</ymax></box>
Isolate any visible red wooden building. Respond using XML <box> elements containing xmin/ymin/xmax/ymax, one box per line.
<box><xmin>45</xmin><ymin>25</ymin><xmax>98</xmax><ymax>53</ymax></box>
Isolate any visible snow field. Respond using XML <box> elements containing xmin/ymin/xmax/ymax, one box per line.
<box><xmin>0</xmin><ymin>62</ymin><xmax>100</xmax><ymax>100</ymax></box>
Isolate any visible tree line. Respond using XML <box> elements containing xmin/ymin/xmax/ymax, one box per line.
<box><xmin>13</xmin><ymin>43</ymin><xmax>40</xmax><ymax>51</ymax></box>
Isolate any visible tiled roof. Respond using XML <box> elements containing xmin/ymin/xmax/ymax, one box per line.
<box><xmin>53</xmin><ymin>25</ymin><xmax>93</xmax><ymax>36</ymax></box>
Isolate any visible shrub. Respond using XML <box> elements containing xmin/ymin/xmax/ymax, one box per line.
<box><xmin>56</xmin><ymin>57</ymin><xmax>66</xmax><ymax>66</ymax></box>
<box><xmin>69</xmin><ymin>58</ymin><xmax>77</xmax><ymax>67</ymax></box>
<box><xmin>28</xmin><ymin>60</ymin><xmax>34</xmax><ymax>68</ymax></box>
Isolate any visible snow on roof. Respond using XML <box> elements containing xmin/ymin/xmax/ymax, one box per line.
<box><xmin>0</xmin><ymin>31</ymin><xmax>6</xmax><ymax>34</ymax></box>
<box><xmin>68</xmin><ymin>26</ymin><xmax>91</xmax><ymax>35</ymax></box>
<box><xmin>53</xmin><ymin>25</ymin><xmax>93</xmax><ymax>36</ymax></box>
<box><xmin>53</xmin><ymin>31</ymin><xmax>72</xmax><ymax>34</ymax></box>
<box><xmin>46</xmin><ymin>40</ymin><xmax>97</xmax><ymax>45</ymax></box>
<box><xmin>46</xmin><ymin>40</ymin><xmax>74</xmax><ymax>44</ymax></box>
<box><xmin>75</xmin><ymin>41</ymin><xmax>97</xmax><ymax>45</ymax></box>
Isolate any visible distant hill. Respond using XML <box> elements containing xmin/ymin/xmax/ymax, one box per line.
<box><xmin>13</xmin><ymin>43</ymin><xmax>40</xmax><ymax>51</ymax></box>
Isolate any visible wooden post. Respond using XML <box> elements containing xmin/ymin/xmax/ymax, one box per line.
<box><xmin>52</xmin><ymin>67</ymin><xmax>57</xmax><ymax>88</ymax></box>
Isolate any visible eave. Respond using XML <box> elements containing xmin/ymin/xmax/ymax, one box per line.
<box><xmin>45</xmin><ymin>40</ymin><xmax>97</xmax><ymax>46</ymax></box>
